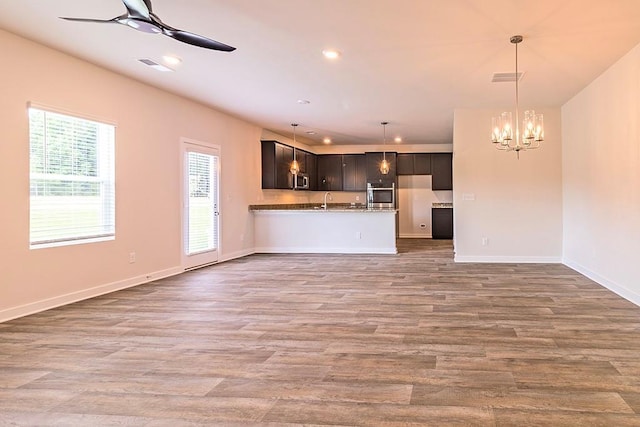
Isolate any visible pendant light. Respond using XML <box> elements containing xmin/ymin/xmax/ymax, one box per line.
<box><xmin>290</xmin><ymin>123</ymin><xmax>300</xmax><ymax>175</ymax></box>
<box><xmin>491</xmin><ymin>35</ymin><xmax>544</xmax><ymax>159</ymax></box>
<box><xmin>380</xmin><ymin>121</ymin><xmax>390</xmax><ymax>175</ymax></box>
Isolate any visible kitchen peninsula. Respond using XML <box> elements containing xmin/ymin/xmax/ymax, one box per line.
<box><xmin>250</xmin><ymin>204</ymin><xmax>397</xmax><ymax>254</ymax></box>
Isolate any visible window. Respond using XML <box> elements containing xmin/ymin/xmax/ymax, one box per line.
<box><xmin>29</xmin><ymin>107</ymin><xmax>115</xmax><ymax>248</ymax></box>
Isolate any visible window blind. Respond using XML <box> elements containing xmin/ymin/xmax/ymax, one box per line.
<box><xmin>29</xmin><ymin>107</ymin><xmax>115</xmax><ymax>248</ymax></box>
<box><xmin>186</xmin><ymin>151</ymin><xmax>218</xmax><ymax>255</ymax></box>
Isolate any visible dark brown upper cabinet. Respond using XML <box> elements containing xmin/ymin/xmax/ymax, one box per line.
<box><xmin>413</xmin><ymin>153</ymin><xmax>432</xmax><ymax>175</ymax></box>
<box><xmin>431</xmin><ymin>153</ymin><xmax>453</xmax><ymax>190</ymax></box>
<box><xmin>317</xmin><ymin>154</ymin><xmax>343</xmax><ymax>191</ymax></box>
<box><xmin>397</xmin><ymin>153</ymin><xmax>432</xmax><ymax>175</ymax></box>
<box><xmin>342</xmin><ymin>154</ymin><xmax>367</xmax><ymax>192</ymax></box>
<box><xmin>261</xmin><ymin>140</ymin><xmax>293</xmax><ymax>189</ymax></box>
<box><xmin>365</xmin><ymin>152</ymin><xmax>396</xmax><ymax>186</ymax></box>
<box><xmin>262</xmin><ymin>141</ymin><xmax>317</xmax><ymax>191</ymax></box>
<box><xmin>302</xmin><ymin>150</ymin><xmax>318</xmax><ymax>191</ymax></box>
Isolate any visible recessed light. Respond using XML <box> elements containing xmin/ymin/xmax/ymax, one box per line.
<box><xmin>323</xmin><ymin>137</ymin><xmax>332</xmax><ymax>144</ymax></box>
<box><xmin>322</xmin><ymin>49</ymin><xmax>341</xmax><ymax>60</ymax></box>
<box><xmin>162</xmin><ymin>55</ymin><xmax>182</xmax><ymax>66</ymax></box>
<box><xmin>394</xmin><ymin>136</ymin><xmax>402</xmax><ymax>143</ymax></box>
<box><xmin>297</xmin><ymin>99</ymin><xmax>310</xmax><ymax>105</ymax></box>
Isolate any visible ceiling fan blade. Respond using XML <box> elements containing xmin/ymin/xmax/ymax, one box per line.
<box><xmin>60</xmin><ymin>16</ymin><xmax>119</xmax><ymax>24</ymax></box>
<box><xmin>60</xmin><ymin>0</ymin><xmax>236</xmax><ymax>53</ymax></box>
<box><xmin>121</xmin><ymin>0</ymin><xmax>152</xmax><ymax>19</ymax></box>
<box><xmin>163</xmin><ymin>29</ymin><xmax>236</xmax><ymax>52</ymax></box>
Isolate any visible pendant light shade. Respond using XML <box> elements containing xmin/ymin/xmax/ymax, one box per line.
<box><xmin>380</xmin><ymin>121</ymin><xmax>389</xmax><ymax>175</ymax></box>
<box><xmin>290</xmin><ymin>123</ymin><xmax>300</xmax><ymax>175</ymax></box>
<box><xmin>491</xmin><ymin>35</ymin><xmax>544</xmax><ymax>158</ymax></box>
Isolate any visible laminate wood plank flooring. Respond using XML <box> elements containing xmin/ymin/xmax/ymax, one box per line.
<box><xmin>2</xmin><ymin>239</ymin><xmax>640</xmax><ymax>426</ymax></box>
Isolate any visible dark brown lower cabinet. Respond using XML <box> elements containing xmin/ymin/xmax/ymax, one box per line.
<box><xmin>432</xmin><ymin>208</ymin><xmax>453</xmax><ymax>239</ymax></box>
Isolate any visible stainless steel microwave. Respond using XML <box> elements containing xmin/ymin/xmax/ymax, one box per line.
<box><xmin>367</xmin><ymin>183</ymin><xmax>395</xmax><ymax>208</ymax></box>
<box><xmin>293</xmin><ymin>173</ymin><xmax>309</xmax><ymax>190</ymax></box>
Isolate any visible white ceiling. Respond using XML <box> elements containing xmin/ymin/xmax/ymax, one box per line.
<box><xmin>1</xmin><ymin>0</ymin><xmax>640</xmax><ymax>145</ymax></box>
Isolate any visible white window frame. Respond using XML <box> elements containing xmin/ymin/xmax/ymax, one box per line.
<box><xmin>28</xmin><ymin>104</ymin><xmax>116</xmax><ymax>249</ymax></box>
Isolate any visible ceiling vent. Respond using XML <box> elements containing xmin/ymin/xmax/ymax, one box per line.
<box><xmin>491</xmin><ymin>71</ymin><xmax>524</xmax><ymax>83</ymax></box>
<box><xmin>138</xmin><ymin>59</ymin><xmax>173</xmax><ymax>72</ymax></box>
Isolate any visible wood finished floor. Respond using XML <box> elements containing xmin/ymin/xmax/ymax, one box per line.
<box><xmin>2</xmin><ymin>239</ymin><xmax>640</xmax><ymax>426</ymax></box>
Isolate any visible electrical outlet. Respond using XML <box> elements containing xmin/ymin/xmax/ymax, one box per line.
<box><xmin>481</xmin><ymin>237</ymin><xmax>488</xmax><ymax>246</ymax></box>
<box><xmin>356</xmin><ymin>231</ymin><xmax>362</xmax><ymax>240</ymax></box>
<box><xmin>129</xmin><ymin>252</ymin><xmax>136</xmax><ymax>263</ymax></box>
<box><xmin>355</xmin><ymin>196</ymin><xmax>360</xmax><ymax>201</ymax></box>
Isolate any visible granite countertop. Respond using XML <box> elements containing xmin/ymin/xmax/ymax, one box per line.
<box><xmin>432</xmin><ymin>202</ymin><xmax>453</xmax><ymax>208</ymax></box>
<box><xmin>249</xmin><ymin>203</ymin><xmax>397</xmax><ymax>212</ymax></box>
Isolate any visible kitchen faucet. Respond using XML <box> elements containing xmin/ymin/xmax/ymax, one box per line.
<box><xmin>322</xmin><ymin>192</ymin><xmax>332</xmax><ymax>209</ymax></box>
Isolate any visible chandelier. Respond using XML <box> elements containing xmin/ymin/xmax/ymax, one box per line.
<box><xmin>491</xmin><ymin>35</ymin><xmax>544</xmax><ymax>158</ymax></box>
<box><xmin>380</xmin><ymin>121</ymin><xmax>390</xmax><ymax>174</ymax></box>
<box><xmin>289</xmin><ymin>123</ymin><xmax>300</xmax><ymax>175</ymax></box>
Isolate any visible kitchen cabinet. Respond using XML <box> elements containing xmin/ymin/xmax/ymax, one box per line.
<box><xmin>432</xmin><ymin>207</ymin><xmax>453</xmax><ymax>239</ymax></box>
<box><xmin>276</xmin><ymin>143</ymin><xmax>294</xmax><ymax>189</ymax></box>
<box><xmin>414</xmin><ymin>153</ymin><xmax>432</xmax><ymax>175</ymax></box>
<box><xmin>431</xmin><ymin>153</ymin><xmax>452</xmax><ymax>190</ymax></box>
<box><xmin>304</xmin><ymin>150</ymin><xmax>317</xmax><ymax>191</ymax></box>
<box><xmin>317</xmin><ymin>154</ymin><xmax>343</xmax><ymax>191</ymax></box>
<box><xmin>261</xmin><ymin>140</ymin><xmax>293</xmax><ymax>189</ymax></box>
<box><xmin>342</xmin><ymin>154</ymin><xmax>367</xmax><ymax>191</ymax></box>
<box><xmin>365</xmin><ymin>152</ymin><xmax>396</xmax><ymax>185</ymax></box>
<box><xmin>295</xmin><ymin>149</ymin><xmax>317</xmax><ymax>191</ymax></box>
<box><xmin>294</xmin><ymin>149</ymin><xmax>308</xmax><ymax>173</ymax></box>
<box><xmin>396</xmin><ymin>153</ymin><xmax>413</xmax><ymax>175</ymax></box>
<box><xmin>396</xmin><ymin>153</ymin><xmax>432</xmax><ymax>175</ymax></box>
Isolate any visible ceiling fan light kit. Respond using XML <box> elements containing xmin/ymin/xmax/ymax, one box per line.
<box><xmin>491</xmin><ymin>35</ymin><xmax>544</xmax><ymax>158</ymax></box>
<box><xmin>60</xmin><ymin>0</ymin><xmax>236</xmax><ymax>52</ymax></box>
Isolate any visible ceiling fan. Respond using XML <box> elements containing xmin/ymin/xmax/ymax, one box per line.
<box><xmin>60</xmin><ymin>0</ymin><xmax>236</xmax><ymax>52</ymax></box>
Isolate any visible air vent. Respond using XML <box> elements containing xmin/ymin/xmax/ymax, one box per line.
<box><xmin>491</xmin><ymin>71</ymin><xmax>524</xmax><ymax>83</ymax></box>
<box><xmin>138</xmin><ymin>59</ymin><xmax>173</xmax><ymax>72</ymax></box>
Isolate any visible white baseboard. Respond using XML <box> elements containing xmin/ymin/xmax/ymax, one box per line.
<box><xmin>455</xmin><ymin>255</ymin><xmax>562</xmax><ymax>263</ymax></box>
<box><xmin>254</xmin><ymin>246</ymin><xmax>398</xmax><ymax>255</ymax></box>
<box><xmin>0</xmin><ymin>266</ymin><xmax>182</xmax><ymax>323</ymax></box>
<box><xmin>563</xmin><ymin>258</ymin><xmax>640</xmax><ymax>307</ymax></box>
<box><xmin>220</xmin><ymin>248</ymin><xmax>255</xmax><ymax>263</ymax></box>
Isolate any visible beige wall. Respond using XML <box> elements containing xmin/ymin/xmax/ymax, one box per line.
<box><xmin>562</xmin><ymin>42</ymin><xmax>640</xmax><ymax>305</ymax></box>
<box><xmin>0</xmin><ymin>29</ymin><xmax>262</xmax><ymax>321</ymax></box>
<box><xmin>452</xmin><ymin>107</ymin><xmax>563</xmax><ymax>262</ymax></box>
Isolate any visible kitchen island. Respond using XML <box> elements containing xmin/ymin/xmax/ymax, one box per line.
<box><xmin>250</xmin><ymin>204</ymin><xmax>397</xmax><ymax>254</ymax></box>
